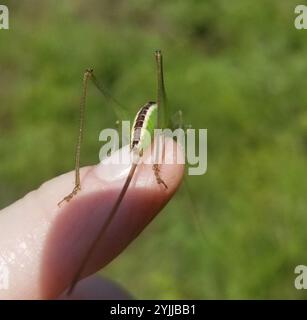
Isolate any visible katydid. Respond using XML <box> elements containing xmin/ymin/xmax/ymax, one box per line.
<box><xmin>58</xmin><ymin>50</ymin><xmax>191</xmax><ymax>294</ymax></box>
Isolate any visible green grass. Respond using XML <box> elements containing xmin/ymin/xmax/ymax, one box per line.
<box><xmin>1</xmin><ymin>0</ymin><xmax>307</xmax><ymax>298</ymax></box>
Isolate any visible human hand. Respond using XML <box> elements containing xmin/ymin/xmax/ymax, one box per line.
<box><xmin>0</xmin><ymin>138</ymin><xmax>184</xmax><ymax>299</ymax></box>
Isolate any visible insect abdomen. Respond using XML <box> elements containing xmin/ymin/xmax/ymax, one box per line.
<box><xmin>131</xmin><ymin>101</ymin><xmax>157</xmax><ymax>151</ymax></box>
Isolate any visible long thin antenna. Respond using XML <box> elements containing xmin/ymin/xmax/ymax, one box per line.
<box><xmin>67</xmin><ymin>160</ymin><xmax>139</xmax><ymax>295</ymax></box>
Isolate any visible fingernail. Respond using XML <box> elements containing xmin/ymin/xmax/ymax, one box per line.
<box><xmin>94</xmin><ymin>145</ymin><xmax>133</xmax><ymax>182</ymax></box>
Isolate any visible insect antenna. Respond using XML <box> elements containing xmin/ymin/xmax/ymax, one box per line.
<box><xmin>67</xmin><ymin>157</ymin><xmax>139</xmax><ymax>295</ymax></box>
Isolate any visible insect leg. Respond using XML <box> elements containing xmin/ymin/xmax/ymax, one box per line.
<box><xmin>58</xmin><ymin>69</ymin><xmax>93</xmax><ymax>207</ymax></box>
<box><xmin>90</xmin><ymin>72</ymin><xmax>126</xmax><ymax>121</ymax></box>
<box><xmin>155</xmin><ymin>50</ymin><xmax>168</xmax><ymax>129</ymax></box>
<box><xmin>153</xmin><ymin>163</ymin><xmax>168</xmax><ymax>189</ymax></box>
<box><xmin>171</xmin><ymin>109</ymin><xmax>183</xmax><ymax>129</ymax></box>
<box><xmin>153</xmin><ymin>50</ymin><xmax>168</xmax><ymax>189</ymax></box>
<box><xmin>152</xmin><ymin>134</ymin><xmax>168</xmax><ymax>189</ymax></box>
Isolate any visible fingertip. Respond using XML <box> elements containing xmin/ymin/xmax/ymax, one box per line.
<box><xmin>41</xmin><ymin>138</ymin><xmax>184</xmax><ymax>297</ymax></box>
<box><xmin>58</xmin><ymin>275</ymin><xmax>132</xmax><ymax>300</ymax></box>
<box><xmin>0</xmin><ymin>137</ymin><xmax>184</xmax><ymax>299</ymax></box>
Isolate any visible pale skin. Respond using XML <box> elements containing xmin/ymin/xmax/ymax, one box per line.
<box><xmin>0</xmin><ymin>138</ymin><xmax>184</xmax><ymax>299</ymax></box>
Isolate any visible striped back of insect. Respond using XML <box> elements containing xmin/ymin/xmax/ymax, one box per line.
<box><xmin>131</xmin><ymin>101</ymin><xmax>158</xmax><ymax>152</ymax></box>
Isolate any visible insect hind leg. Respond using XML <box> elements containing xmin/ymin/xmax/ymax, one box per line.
<box><xmin>57</xmin><ymin>69</ymin><xmax>93</xmax><ymax>207</ymax></box>
<box><xmin>150</xmin><ymin>133</ymin><xmax>168</xmax><ymax>189</ymax></box>
<box><xmin>58</xmin><ymin>184</ymin><xmax>81</xmax><ymax>207</ymax></box>
<box><xmin>153</xmin><ymin>164</ymin><xmax>168</xmax><ymax>189</ymax></box>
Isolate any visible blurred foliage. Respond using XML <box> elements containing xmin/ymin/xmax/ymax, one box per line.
<box><xmin>1</xmin><ymin>0</ymin><xmax>307</xmax><ymax>298</ymax></box>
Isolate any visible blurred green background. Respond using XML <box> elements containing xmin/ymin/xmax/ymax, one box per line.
<box><xmin>1</xmin><ymin>0</ymin><xmax>307</xmax><ymax>299</ymax></box>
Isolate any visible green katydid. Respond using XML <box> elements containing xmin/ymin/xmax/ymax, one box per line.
<box><xmin>58</xmin><ymin>50</ymin><xmax>195</xmax><ymax>294</ymax></box>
